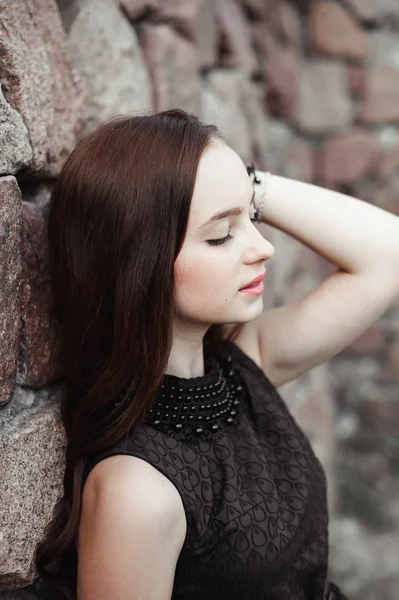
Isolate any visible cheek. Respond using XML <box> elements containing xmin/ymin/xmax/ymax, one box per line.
<box><xmin>174</xmin><ymin>251</ymin><xmax>233</xmax><ymax>300</ymax></box>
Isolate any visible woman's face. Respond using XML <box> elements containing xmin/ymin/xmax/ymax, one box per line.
<box><xmin>174</xmin><ymin>139</ymin><xmax>275</xmax><ymax>327</ymax></box>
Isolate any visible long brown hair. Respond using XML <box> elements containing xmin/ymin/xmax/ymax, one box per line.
<box><xmin>35</xmin><ymin>109</ymin><xmax>243</xmax><ymax>599</ymax></box>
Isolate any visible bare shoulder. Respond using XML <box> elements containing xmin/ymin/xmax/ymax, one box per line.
<box><xmin>77</xmin><ymin>454</ymin><xmax>187</xmax><ymax>600</ymax></box>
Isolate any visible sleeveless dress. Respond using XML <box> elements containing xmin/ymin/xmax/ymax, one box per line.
<box><xmin>82</xmin><ymin>337</ymin><xmax>348</xmax><ymax>600</ymax></box>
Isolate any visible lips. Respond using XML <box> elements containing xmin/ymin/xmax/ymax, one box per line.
<box><xmin>239</xmin><ymin>272</ymin><xmax>266</xmax><ymax>290</ymax></box>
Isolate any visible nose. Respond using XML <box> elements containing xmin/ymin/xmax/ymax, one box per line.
<box><xmin>248</xmin><ymin>224</ymin><xmax>275</xmax><ymax>263</ymax></box>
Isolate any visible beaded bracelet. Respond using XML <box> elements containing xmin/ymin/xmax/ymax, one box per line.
<box><xmin>246</xmin><ymin>162</ymin><xmax>271</xmax><ymax>224</ymax></box>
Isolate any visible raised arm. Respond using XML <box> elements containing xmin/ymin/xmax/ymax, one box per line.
<box><xmin>77</xmin><ymin>455</ymin><xmax>187</xmax><ymax>600</ymax></box>
<box><xmin>249</xmin><ymin>173</ymin><xmax>399</xmax><ymax>387</ymax></box>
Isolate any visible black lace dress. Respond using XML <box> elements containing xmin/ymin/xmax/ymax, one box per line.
<box><xmin>82</xmin><ymin>337</ymin><xmax>348</xmax><ymax>600</ymax></box>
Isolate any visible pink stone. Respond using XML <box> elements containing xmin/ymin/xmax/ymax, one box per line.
<box><xmin>319</xmin><ymin>129</ymin><xmax>380</xmax><ymax>184</ymax></box>
<box><xmin>215</xmin><ymin>0</ymin><xmax>257</xmax><ymax>75</ymax></box>
<box><xmin>17</xmin><ymin>203</ymin><xmax>61</xmax><ymax>387</ymax></box>
<box><xmin>310</xmin><ymin>1</ymin><xmax>369</xmax><ymax>61</ymax></box>
<box><xmin>0</xmin><ymin>0</ymin><xmax>87</xmax><ymax>177</ymax></box>
<box><xmin>348</xmin><ymin>64</ymin><xmax>366</xmax><ymax>96</ymax></box>
<box><xmin>256</xmin><ymin>29</ymin><xmax>299</xmax><ymax>119</ymax></box>
<box><xmin>360</xmin><ymin>66</ymin><xmax>399</xmax><ymax>124</ymax></box>
<box><xmin>284</xmin><ymin>138</ymin><xmax>315</xmax><ymax>182</ymax></box>
<box><xmin>138</xmin><ymin>24</ymin><xmax>200</xmax><ymax>114</ymax></box>
<box><xmin>0</xmin><ymin>177</ymin><xmax>22</xmax><ymax>407</ymax></box>
<box><xmin>347</xmin><ymin>326</ymin><xmax>385</xmax><ymax>354</ymax></box>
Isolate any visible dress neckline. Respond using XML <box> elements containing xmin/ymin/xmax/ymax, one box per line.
<box><xmin>143</xmin><ymin>341</ymin><xmax>246</xmax><ymax>442</ymax></box>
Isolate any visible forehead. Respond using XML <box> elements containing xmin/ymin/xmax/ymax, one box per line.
<box><xmin>188</xmin><ymin>140</ymin><xmax>252</xmax><ymax>227</ymax></box>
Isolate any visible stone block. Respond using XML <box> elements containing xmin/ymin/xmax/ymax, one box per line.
<box><xmin>360</xmin><ymin>66</ymin><xmax>399</xmax><ymax>124</ymax></box>
<box><xmin>298</xmin><ymin>60</ymin><xmax>353</xmax><ymax>134</ymax></box>
<box><xmin>200</xmin><ymin>70</ymin><xmax>252</xmax><ymax>163</ymax></box>
<box><xmin>215</xmin><ymin>0</ymin><xmax>258</xmax><ymax>75</ymax></box>
<box><xmin>17</xmin><ymin>203</ymin><xmax>61</xmax><ymax>388</ymax></box>
<box><xmin>0</xmin><ymin>386</ymin><xmax>66</xmax><ymax>589</ymax></box>
<box><xmin>64</xmin><ymin>0</ymin><xmax>152</xmax><ymax>135</ymax></box>
<box><xmin>0</xmin><ymin>0</ymin><xmax>86</xmax><ymax>177</ymax></box>
<box><xmin>310</xmin><ymin>1</ymin><xmax>369</xmax><ymax>61</ymax></box>
<box><xmin>0</xmin><ymin>87</ymin><xmax>32</xmax><ymax>176</ymax></box>
<box><xmin>318</xmin><ymin>129</ymin><xmax>380</xmax><ymax>184</ymax></box>
<box><xmin>139</xmin><ymin>23</ymin><xmax>200</xmax><ymax>114</ymax></box>
<box><xmin>0</xmin><ymin>177</ymin><xmax>22</xmax><ymax>407</ymax></box>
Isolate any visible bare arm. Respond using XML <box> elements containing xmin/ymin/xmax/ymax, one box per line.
<box><xmin>247</xmin><ymin>173</ymin><xmax>399</xmax><ymax>387</ymax></box>
<box><xmin>77</xmin><ymin>455</ymin><xmax>187</xmax><ymax>600</ymax></box>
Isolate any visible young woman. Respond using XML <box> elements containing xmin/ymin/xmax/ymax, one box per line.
<box><xmin>36</xmin><ymin>109</ymin><xmax>399</xmax><ymax>600</ymax></box>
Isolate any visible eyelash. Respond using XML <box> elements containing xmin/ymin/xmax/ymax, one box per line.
<box><xmin>207</xmin><ymin>231</ymin><xmax>234</xmax><ymax>246</ymax></box>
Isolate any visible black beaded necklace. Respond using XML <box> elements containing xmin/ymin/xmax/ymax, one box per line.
<box><xmin>143</xmin><ymin>351</ymin><xmax>246</xmax><ymax>442</ymax></box>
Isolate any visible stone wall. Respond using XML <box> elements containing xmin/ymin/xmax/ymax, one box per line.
<box><xmin>1</xmin><ymin>1</ymin><xmax>399</xmax><ymax>598</ymax></box>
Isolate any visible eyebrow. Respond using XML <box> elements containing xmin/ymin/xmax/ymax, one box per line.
<box><xmin>199</xmin><ymin>189</ymin><xmax>256</xmax><ymax>230</ymax></box>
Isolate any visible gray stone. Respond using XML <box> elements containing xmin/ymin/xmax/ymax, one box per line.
<box><xmin>66</xmin><ymin>0</ymin><xmax>152</xmax><ymax>135</ymax></box>
<box><xmin>0</xmin><ymin>177</ymin><xmax>22</xmax><ymax>407</ymax></box>
<box><xmin>298</xmin><ymin>60</ymin><xmax>354</xmax><ymax>134</ymax></box>
<box><xmin>138</xmin><ymin>23</ymin><xmax>200</xmax><ymax>114</ymax></box>
<box><xmin>17</xmin><ymin>203</ymin><xmax>61</xmax><ymax>388</ymax></box>
<box><xmin>310</xmin><ymin>1</ymin><xmax>369</xmax><ymax>61</ymax></box>
<box><xmin>0</xmin><ymin>86</ymin><xmax>32</xmax><ymax>176</ymax></box>
<box><xmin>0</xmin><ymin>0</ymin><xmax>87</xmax><ymax>177</ymax></box>
<box><xmin>368</xmin><ymin>31</ymin><xmax>399</xmax><ymax>70</ymax></box>
<box><xmin>200</xmin><ymin>70</ymin><xmax>252</xmax><ymax>163</ymax></box>
<box><xmin>0</xmin><ymin>386</ymin><xmax>66</xmax><ymax>589</ymax></box>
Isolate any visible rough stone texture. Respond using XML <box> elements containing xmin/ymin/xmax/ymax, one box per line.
<box><xmin>63</xmin><ymin>0</ymin><xmax>152</xmax><ymax>135</ymax></box>
<box><xmin>298</xmin><ymin>60</ymin><xmax>353</xmax><ymax>134</ymax></box>
<box><xmin>318</xmin><ymin>129</ymin><xmax>381</xmax><ymax>184</ymax></box>
<box><xmin>139</xmin><ymin>23</ymin><xmax>200</xmax><ymax>114</ymax></box>
<box><xmin>215</xmin><ymin>0</ymin><xmax>257</xmax><ymax>76</ymax></box>
<box><xmin>0</xmin><ymin>88</ymin><xmax>32</xmax><ymax>176</ymax></box>
<box><xmin>310</xmin><ymin>1</ymin><xmax>369</xmax><ymax>61</ymax></box>
<box><xmin>17</xmin><ymin>203</ymin><xmax>61</xmax><ymax>388</ymax></box>
<box><xmin>360</xmin><ymin>66</ymin><xmax>399</xmax><ymax>124</ymax></box>
<box><xmin>0</xmin><ymin>0</ymin><xmax>86</xmax><ymax>177</ymax></box>
<box><xmin>0</xmin><ymin>177</ymin><xmax>22</xmax><ymax>407</ymax></box>
<box><xmin>0</xmin><ymin>386</ymin><xmax>66</xmax><ymax>589</ymax></box>
<box><xmin>200</xmin><ymin>70</ymin><xmax>252</xmax><ymax>163</ymax></box>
